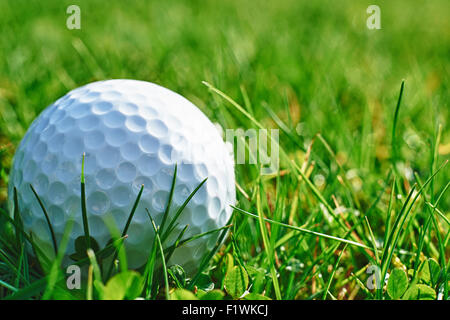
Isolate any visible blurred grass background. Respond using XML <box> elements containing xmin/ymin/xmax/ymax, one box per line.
<box><xmin>0</xmin><ymin>0</ymin><xmax>448</xmax><ymax>299</ymax></box>
<box><xmin>1</xmin><ymin>0</ymin><xmax>448</xmax><ymax>205</ymax></box>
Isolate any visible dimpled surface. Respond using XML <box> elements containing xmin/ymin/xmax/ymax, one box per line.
<box><xmin>8</xmin><ymin>79</ymin><xmax>235</xmax><ymax>272</ymax></box>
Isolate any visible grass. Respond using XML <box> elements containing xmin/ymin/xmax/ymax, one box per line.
<box><xmin>0</xmin><ymin>0</ymin><xmax>449</xmax><ymax>300</ymax></box>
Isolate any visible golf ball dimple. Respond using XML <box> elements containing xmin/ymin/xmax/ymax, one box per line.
<box><xmin>8</xmin><ymin>79</ymin><xmax>236</xmax><ymax>272</ymax></box>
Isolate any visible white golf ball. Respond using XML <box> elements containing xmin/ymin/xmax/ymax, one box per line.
<box><xmin>8</xmin><ymin>79</ymin><xmax>236</xmax><ymax>272</ymax></box>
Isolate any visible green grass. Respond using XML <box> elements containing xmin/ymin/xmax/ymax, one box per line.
<box><xmin>0</xmin><ymin>0</ymin><xmax>449</xmax><ymax>300</ymax></box>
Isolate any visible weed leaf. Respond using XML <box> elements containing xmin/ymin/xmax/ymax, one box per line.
<box><xmin>102</xmin><ymin>271</ymin><xmax>143</xmax><ymax>300</ymax></box>
<box><xmin>69</xmin><ymin>236</ymin><xmax>100</xmax><ymax>261</ymax></box>
<box><xmin>170</xmin><ymin>288</ymin><xmax>198</xmax><ymax>300</ymax></box>
<box><xmin>198</xmin><ymin>289</ymin><xmax>225</xmax><ymax>300</ymax></box>
<box><xmin>387</xmin><ymin>268</ymin><xmax>408</xmax><ymax>299</ymax></box>
<box><xmin>403</xmin><ymin>284</ymin><xmax>436</xmax><ymax>300</ymax></box>
<box><xmin>224</xmin><ymin>265</ymin><xmax>249</xmax><ymax>299</ymax></box>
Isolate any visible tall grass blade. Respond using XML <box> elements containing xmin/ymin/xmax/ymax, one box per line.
<box><xmin>160</xmin><ymin>164</ymin><xmax>177</xmax><ymax>233</ymax></box>
<box><xmin>188</xmin><ymin>214</ymin><xmax>233</xmax><ymax>290</ymax></box>
<box><xmin>233</xmin><ymin>206</ymin><xmax>373</xmax><ymax>250</ymax></box>
<box><xmin>256</xmin><ymin>189</ymin><xmax>282</xmax><ymax>300</ymax></box>
<box><xmin>162</xmin><ymin>178</ymin><xmax>208</xmax><ymax>241</ymax></box>
<box><xmin>105</xmin><ymin>184</ymin><xmax>145</xmax><ymax>280</ymax></box>
<box><xmin>147</xmin><ymin>209</ymin><xmax>170</xmax><ymax>300</ymax></box>
<box><xmin>30</xmin><ymin>184</ymin><xmax>58</xmax><ymax>254</ymax></box>
<box><xmin>80</xmin><ymin>153</ymin><xmax>91</xmax><ymax>250</ymax></box>
<box><xmin>322</xmin><ymin>244</ymin><xmax>347</xmax><ymax>300</ymax></box>
<box><xmin>391</xmin><ymin>80</ymin><xmax>405</xmax><ymax>164</ymax></box>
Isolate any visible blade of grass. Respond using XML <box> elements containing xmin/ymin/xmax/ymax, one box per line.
<box><xmin>350</xmin><ymin>272</ymin><xmax>374</xmax><ymax>298</ymax></box>
<box><xmin>105</xmin><ymin>184</ymin><xmax>144</xmax><ymax>280</ymax></box>
<box><xmin>80</xmin><ymin>153</ymin><xmax>91</xmax><ymax>250</ymax></box>
<box><xmin>262</xmin><ymin>102</ymin><xmax>305</xmax><ymax>151</ymax></box>
<box><xmin>143</xmin><ymin>239</ymin><xmax>158</xmax><ymax>299</ymax></box>
<box><xmin>299</xmin><ymin>242</ymin><xmax>340</xmax><ymax>286</ymax></box>
<box><xmin>3</xmin><ymin>235</ymin><xmax>126</xmax><ymax>300</ymax></box>
<box><xmin>3</xmin><ymin>277</ymin><xmax>48</xmax><ymax>300</ymax></box>
<box><xmin>42</xmin><ymin>215</ymin><xmax>75</xmax><ymax>300</ymax></box>
<box><xmin>87</xmin><ymin>248</ymin><xmax>100</xmax><ymax>300</ymax></box>
<box><xmin>316</xmin><ymin>133</ymin><xmax>361</xmax><ymax>209</ymax></box>
<box><xmin>87</xmin><ymin>265</ymin><xmax>93</xmax><ymax>300</ymax></box>
<box><xmin>383</xmin><ymin>177</ymin><xmax>396</xmax><ymax>248</ymax></box>
<box><xmin>0</xmin><ymin>207</ymin><xmax>52</xmax><ymax>268</ymax></box>
<box><xmin>163</xmin><ymin>224</ymin><xmax>189</xmax><ymax>263</ymax></box>
<box><xmin>103</xmin><ymin>216</ymin><xmax>128</xmax><ymax>273</ymax></box>
<box><xmin>414</xmin><ymin>175</ymin><xmax>449</xmax><ymax>297</ymax></box>
<box><xmin>13</xmin><ymin>187</ymin><xmax>24</xmax><ymax>248</ymax></box>
<box><xmin>391</xmin><ymin>80</ymin><xmax>405</xmax><ymax>164</ymax></box>
<box><xmin>162</xmin><ymin>177</ymin><xmax>208</xmax><ymax>241</ymax></box>
<box><xmin>188</xmin><ymin>214</ymin><xmax>233</xmax><ymax>290</ymax></box>
<box><xmin>121</xmin><ymin>185</ymin><xmax>145</xmax><ymax>237</ymax></box>
<box><xmin>164</xmin><ymin>224</ymin><xmax>233</xmax><ymax>263</ymax></box>
<box><xmin>364</xmin><ymin>216</ymin><xmax>380</xmax><ymax>264</ymax></box>
<box><xmin>177</xmin><ymin>224</ymin><xmax>232</xmax><ymax>248</ymax></box>
<box><xmin>203</xmin><ymin>81</ymin><xmax>264</xmax><ymax>129</ymax></box>
<box><xmin>0</xmin><ymin>247</ymin><xmax>29</xmax><ymax>285</ymax></box>
<box><xmin>160</xmin><ymin>164</ymin><xmax>177</xmax><ymax>234</ymax></box>
<box><xmin>380</xmin><ymin>160</ymin><xmax>448</xmax><ymax>296</ymax></box>
<box><xmin>87</xmin><ymin>248</ymin><xmax>102</xmax><ymax>283</ymax></box>
<box><xmin>146</xmin><ymin>209</ymin><xmax>169</xmax><ymax>300</ymax></box>
<box><xmin>322</xmin><ymin>244</ymin><xmax>347</xmax><ymax>300</ymax></box>
<box><xmin>14</xmin><ymin>243</ymin><xmax>25</xmax><ymax>288</ymax></box>
<box><xmin>425</xmin><ymin>202</ymin><xmax>450</xmax><ymax>226</ymax></box>
<box><xmin>203</xmin><ymin>81</ymin><xmax>351</xmax><ymax>234</ymax></box>
<box><xmin>256</xmin><ymin>187</ymin><xmax>282</xmax><ymax>300</ymax></box>
<box><xmin>30</xmin><ymin>184</ymin><xmax>58</xmax><ymax>254</ymax></box>
<box><xmin>233</xmin><ymin>206</ymin><xmax>373</xmax><ymax>250</ymax></box>
<box><xmin>0</xmin><ymin>280</ymin><xmax>17</xmax><ymax>293</ymax></box>
<box><xmin>12</xmin><ymin>187</ymin><xmax>31</xmax><ymax>285</ymax></box>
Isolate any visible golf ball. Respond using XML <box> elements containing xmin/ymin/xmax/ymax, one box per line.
<box><xmin>8</xmin><ymin>79</ymin><xmax>236</xmax><ymax>272</ymax></box>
